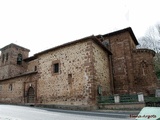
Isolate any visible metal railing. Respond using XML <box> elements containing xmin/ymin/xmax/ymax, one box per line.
<box><xmin>120</xmin><ymin>94</ymin><xmax>138</xmax><ymax>103</ymax></box>
<box><xmin>144</xmin><ymin>96</ymin><xmax>160</xmax><ymax>102</ymax></box>
<box><xmin>97</xmin><ymin>94</ymin><xmax>138</xmax><ymax>103</ymax></box>
<box><xmin>144</xmin><ymin>96</ymin><xmax>160</xmax><ymax>107</ymax></box>
<box><xmin>98</xmin><ymin>94</ymin><xmax>160</xmax><ymax>104</ymax></box>
<box><xmin>97</xmin><ymin>95</ymin><xmax>114</xmax><ymax>103</ymax></box>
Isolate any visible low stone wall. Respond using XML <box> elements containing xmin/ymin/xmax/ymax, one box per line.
<box><xmin>98</xmin><ymin>102</ymin><xmax>145</xmax><ymax>110</ymax></box>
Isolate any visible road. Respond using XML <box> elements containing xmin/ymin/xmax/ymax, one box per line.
<box><xmin>0</xmin><ymin>104</ymin><xmax>137</xmax><ymax>120</ymax></box>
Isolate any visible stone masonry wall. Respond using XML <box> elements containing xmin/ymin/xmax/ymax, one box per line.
<box><xmin>0</xmin><ymin>65</ymin><xmax>9</xmax><ymax>79</ymax></box>
<box><xmin>27</xmin><ymin>59</ymin><xmax>38</xmax><ymax>72</ymax></box>
<box><xmin>0</xmin><ymin>39</ymin><xmax>110</xmax><ymax>109</ymax></box>
<box><xmin>37</xmin><ymin>41</ymin><xmax>109</xmax><ymax>106</ymax></box>
<box><xmin>0</xmin><ymin>73</ymin><xmax>38</xmax><ymax>104</ymax></box>
<box><xmin>92</xmin><ymin>42</ymin><xmax>111</xmax><ymax>97</ymax></box>
<box><xmin>0</xmin><ymin>78</ymin><xmax>24</xmax><ymax>104</ymax></box>
<box><xmin>104</xmin><ymin>31</ymin><xmax>135</xmax><ymax>94</ymax></box>
<box><xmin>0</xmin><ymin>44</ymin><xmax>29</xmax><ymax>79</ymax></box>
<box><xmin>37</xmin><ymin>40</ymin><xmax>96</xmax><ymax>107</ymax></box>
<box><xmin>133</xmin><ymin>49</ymin><xmax>157</xmax><ymax>95</ymax></box>
<box><xmin>0</xmin><ymin>79</ymin><xmax>23</xmax><ymax>103</ymax></box>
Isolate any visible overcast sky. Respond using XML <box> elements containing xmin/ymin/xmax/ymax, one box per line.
<box><xmin>0</xmin><ymin>0</ymin><xmax>160</xmax><ymax>56</ymax></box>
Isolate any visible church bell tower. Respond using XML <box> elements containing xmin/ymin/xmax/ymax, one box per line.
<box><xmin>0</xmin><ymin>43</ymin><xmax>30</xmax><ymax>80</ymax></box>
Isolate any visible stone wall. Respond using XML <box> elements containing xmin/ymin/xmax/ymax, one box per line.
<box><xmin>0</xmin><ymin>64</ymin><xmax>27</xmax><ymax>80</ymax></box>
<box><xmin>0</xmin><ymin>38</ymin><xmax>111</xmax><ymax>109</ymax></box>
<box><xmin>0</xmin><ymin>44</ymin><xmax>29</xmax><ymax>79</ymax></box>
<box><xmin>27</xmin><ymin>59</ymin><xmax>38</xmax><ymax>72</ymax></box>
<box><xmin>36</xmin><ymin>39</ymin><xmax>110</xmax><ymax>108</ymax></box>
<box><xmin>102</xmin><ymin>30</ymin><xmax>158</xmax><ymax>95</ymax></box>
<box><xmin>133</xmin><ymin>49</ymin><xmax>157</xmax><ymax>95</ymax></box>
<box><xmin>104</xmin><ymin>31</ymin><xmax>135</xmax><ymax>94</ymax></box>
<box><xmin>0</xmin><ymin>77</ymin><xmax>24</xmax><ymax>103</ymax></box>
<box><xmin>0</xmin><ymin>65</ymin><xmax>9</xmax><ymax>79</ymax></box>
<box><xmin>92</xmin><ymin>42</ymin><xmax>111</xmax><ymax>97</ymax></box>
<box><xmin>0</xmin><ymin>73</ymin><xmax>38</xmax><ymax>104</ymax></box>
<box><xmin>36</xmin><ymin>40</ymin><xmax>94</xmax><ymax>106</ymax></box>
<box><xmin>99</xmin><ymin>102</ymin><xmax>145</xmax><ymax>110</ymax></box>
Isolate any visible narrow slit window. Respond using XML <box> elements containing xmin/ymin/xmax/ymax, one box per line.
<box><xmin>6</xmin><ymin>53</ymin><xmax>8</xmax><ymax>61</ymax></box>
<box><xmin>68</xmin><ymin>74</ymin><xmax>72</xmax><ymax>84</ymax></box>
<box><xmin>0</xmin><ymin>85</ymin><xmax>2</xmax><ymax>91</ymax></box>
<box><xmin>34</xmin><ymin>66</ymin><xmax>37</xmax><ymax>71</ymax></box>
<box><xmin>2</xmin><ymin>54</ymin><xmax>5</xmax><ymax>63</ymax></box>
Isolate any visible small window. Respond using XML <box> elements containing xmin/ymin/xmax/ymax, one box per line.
<box><xmin>53</xmin><ymin>63</ymin><xmax>59</xmax><ymax>73</ymax></box>
<box><xmin>97</xmin><ymin>85</ymin><xmax>102</xmax><ymax>95</ymax></box>
<box><xmin>9</xmin><ymin>84</ymin><xmax>13</xmax><ymax>91</ymax></box>
<box><xmin>0</xmin><ymin>85</ymin><xmax>2</xmax><ymax>91</ymax></box>
<box><xmin>140</xmin><ymin>61</ymin><xmax>148</xmax><ymax>76</ymax></box>
<box><xmin>68</xmin><ymin>74</ymin><xmax>72</xmax><ymax>84</ymax></box>
<box><xmin>6</xmin><ymin>53</ymin><xmax>8</xmax><ymax>61</ymax></box>
<box><xmin>52</xmin><ymin>60</ymin><xmax>60</xmax><ymax>75</ymax></box>
<box><xmin>34</xmin><ymin>66</ymin><xmax>37</xmax><ymax>71</ymax></box>
<box><xmin>2</xmin><ymin>54</ymin><xmax>5</xmax><ymax>63</ymax></box>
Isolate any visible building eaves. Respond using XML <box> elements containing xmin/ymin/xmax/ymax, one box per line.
<box><xmin>133</xmin><ymin>48</ymin><xmax>156</xmax><ymax>56</ymax></box>
<box><xmin>0</xmin><ymin>71</ymin><xmax>37</xmax><ymax>82</ymax></box>
<box><xmin>0</xmin><ymin>43</ymin><xmax>30</xmax><ymax>51</ymax></box>
<box><xmin>91</xmin><ymin>36</ymin><xmax>112</xmax><ymax>55</ymax></box>
<box><xmin>24</xmin><ymin>55</ymin><xmax>37</xmax><ymax>62</ymax></box>
<box><xmin>103</xmin><ymin>27</ymin><xmax>139</xmax><ymax>45</ymax></box>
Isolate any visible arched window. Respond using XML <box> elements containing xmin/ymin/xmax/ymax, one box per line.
<box><xmin>9</xmin><ymin>84</ymin><xmax>13</xmax><ymax>91</ymax></box>
<box><xmin>17</xmin><ymin>54</ymin><xmax>23</xmax><ymax>65</ymax></box>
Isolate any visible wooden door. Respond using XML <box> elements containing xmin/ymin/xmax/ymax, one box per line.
<box><xmin>27</xmin><ymin>87</ymin><xmax>35</xmax><ymax>103</ymax></box>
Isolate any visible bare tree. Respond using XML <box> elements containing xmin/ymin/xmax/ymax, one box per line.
<box><xmin>137</xmin><ymin>24</ymin><xmax>160</xmax><ymax>79</ymax></box>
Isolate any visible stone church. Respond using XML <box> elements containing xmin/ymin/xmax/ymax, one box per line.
<box><xmin>0</xmin><ymin>27</ymin><xmax>158</xmax><ymax>110</ymax></box>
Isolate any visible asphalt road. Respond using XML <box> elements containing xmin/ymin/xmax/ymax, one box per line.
<box><xmin>0</xmin><ymin>104</ymin><xmax>136</xmax><ymax>120</ymax></box>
